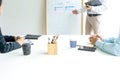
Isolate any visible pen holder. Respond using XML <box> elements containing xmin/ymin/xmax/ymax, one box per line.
<box><xmin>48</xmin><ymin>43</ymin><xmax>57</xmax><ymax>55</ymax></box>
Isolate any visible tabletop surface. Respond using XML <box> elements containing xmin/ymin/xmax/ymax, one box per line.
<box><xmin>0</xmin><ymin>35</ymin><xmax>120</xmax><ymax>80</ymax></box>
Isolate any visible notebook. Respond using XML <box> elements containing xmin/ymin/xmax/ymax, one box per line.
<box><xmin>78</xmin><ymin>46</ymin><xmax>96</xmax><ymax>52</ymax></box>
<box><xmin>25</xmin><ymin>34</ymin><xmax>41</xmax><ymax>39</ymax></box>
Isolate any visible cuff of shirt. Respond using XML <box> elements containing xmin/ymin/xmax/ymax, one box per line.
<box><xmin>95</xmin><ymin>40</ymin><xmax>104</xmax><ymax>49</ymax></box>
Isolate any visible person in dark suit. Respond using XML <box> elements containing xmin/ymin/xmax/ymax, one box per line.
<box><xmin>0</xmin><ymin>0</ymin><xmax>25</xmax><ymax>53</ymax></box>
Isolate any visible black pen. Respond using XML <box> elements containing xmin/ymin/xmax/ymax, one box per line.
<box><xmin>51</xmin><ymin>36</ymin><xmax>55</xmax><ymax>44</ymax></box>
<box><xmin>48</xmin><ymin>37</ymin><xmax>51</xmax><ymax>44</ymax></box>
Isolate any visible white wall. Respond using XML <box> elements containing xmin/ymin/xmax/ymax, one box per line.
<box><xmin>100</xmin><ymin>0</ymin><xmax>120</xmax><ymax>38</ymax></box>
<box><xmin>0</xmin><ymin>0</ymin><xmax>45</xmax><ymax>35</ymax></box>
<box><xmin>0</xmin><ymin>0</ymin><xmax>120</xmax><ymax>36</ymax></box>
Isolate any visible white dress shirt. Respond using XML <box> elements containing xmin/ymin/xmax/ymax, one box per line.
<box><xmin>89</xmin><ymin>0</ymin><xmax>108</xmax><ymax>14</ymax></box>
<box><xmin>78</xmin><ymin>0</ymin><xmax>108</xmax><ymax>14</ymax></box>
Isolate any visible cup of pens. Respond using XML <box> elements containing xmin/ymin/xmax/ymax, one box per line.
<box><xmin>47</xmin><ymin>35</ymin><xmax>58</xmax><ymax>55</ymax></box>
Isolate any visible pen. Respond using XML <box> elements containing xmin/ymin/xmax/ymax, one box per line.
<box><xmin>53</xmin><ymin>35</ymin><xmax>59</xmax><ymax>44</ymax></box>
<box><xmin>51</xmin><ymin>36</ymin><xmax>55</xmax><ymax>44</ymax></box>
<box><xmin>48</xmin><ymin>37</ymin><xmax>51</xmax><ymax>44</ymax></box>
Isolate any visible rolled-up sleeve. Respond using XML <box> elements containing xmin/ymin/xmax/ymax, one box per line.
<box><xmin>95</xmin><ymin>39</ymin><xmax>120</xmax><ymax>56</ymax></box>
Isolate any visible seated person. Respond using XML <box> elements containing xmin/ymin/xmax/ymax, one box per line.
<box><xmin>0</xmin><ymin>29</ymin><xmax>25</xmax><ymax>53</ymax></box>
<box><xmin>89</xmin><ymin>34</ymin><xmax>120</xmax><ymax>56</ymax></box>
<box><xmin>0</xmin><ymin>0</ymin><xmax>25</xmax><ymax>53</ymax></box>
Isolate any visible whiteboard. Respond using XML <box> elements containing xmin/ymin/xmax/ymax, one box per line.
<box><xmin>46</xmin><ymin>0</ymin><xmax>82</xmax><ymax>34</ymax></box>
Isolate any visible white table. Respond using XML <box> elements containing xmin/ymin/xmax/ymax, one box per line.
<box><xmin>0</xmin><ymin>35</ymin><xmax>120</xmax><ymax>80</ymax></box>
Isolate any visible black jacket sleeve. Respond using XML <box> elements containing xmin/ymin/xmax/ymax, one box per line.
<box><xmin>0</xmin><ymin>29</ymin><xmax>21</xmax><ymax>53</ymax></box>
<box><xmin>4</xmin><ymin>35</ymin><xmax>15</xmax><ymax>42</ymax></box>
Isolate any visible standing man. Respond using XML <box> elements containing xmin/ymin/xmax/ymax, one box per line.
<box><xmin>0</xmin><ymin>0</ymin><xmax>25</xmax><ymax>53</ymax></box>
<box><xmin>72</xmin><ymin>0</ymin><xmax>108</xmax><ymax>35</ymax></box>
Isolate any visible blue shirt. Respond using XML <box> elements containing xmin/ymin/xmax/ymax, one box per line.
<box><xmin>95</xmin><ymin>34</ymin><xmax>120</xmax><ymax>56</ymax></box>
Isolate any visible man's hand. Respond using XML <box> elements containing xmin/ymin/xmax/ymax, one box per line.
<box><xmin>89</xmin><ymin>36</ymin><xmax>98</xmax><ymax>45</ymax></box>
<box><xmin>15</xmin><ymin>36</ymin><xmax>21</xmax><ymax>40</ymax></box>
<box><xmin>16</xmin><ymin>37</ymin><xmax>25</xmax><ymax>45</ymax></box>
<box><xmin>89</xmin><ymin>34</ymin><xmax>102</xmax><ymax>45</ymax></box>
<box><xmin>72</xmin><ymin>9</ymin><xmax>79</xmax><ymax>15</ymax></box>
